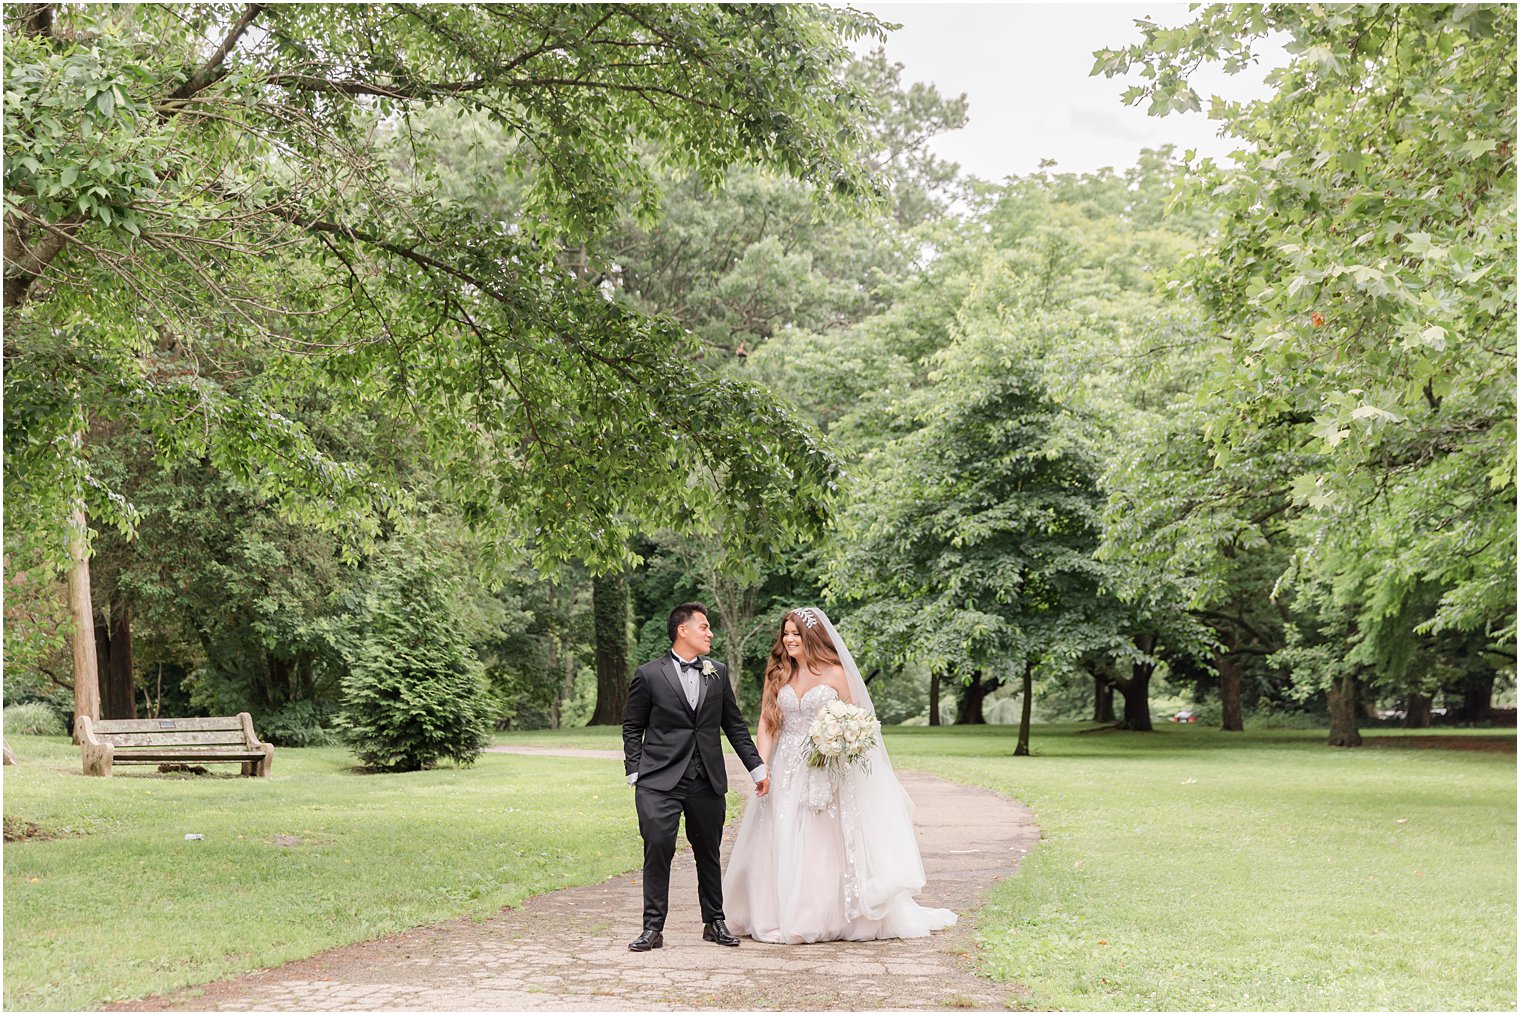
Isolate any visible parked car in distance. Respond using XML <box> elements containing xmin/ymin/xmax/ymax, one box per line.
<box><xmin>1169</xmin><ymin>709</ymin><xmax>1198</xmax><ymax>723</ymax></box>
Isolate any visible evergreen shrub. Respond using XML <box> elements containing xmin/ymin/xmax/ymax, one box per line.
<box><xmin>259</xmin><ymin>700</ymin><xmax>339</xmax><ymax>747</ymax></box>
<box><xmin>328</xmin><ymin>561</ymin><xmax>493</xmax><ymax>771</ymax></box>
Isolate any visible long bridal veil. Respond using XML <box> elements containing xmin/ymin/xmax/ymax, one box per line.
<box><xmin>812</xmin><ymin>608</ymin><xmax>955</xmax><ymax>932</ymax></box>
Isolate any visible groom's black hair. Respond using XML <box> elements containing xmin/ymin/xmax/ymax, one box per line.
<box><xmin>667</xmin><ymin>602</ymin><xmax>709</xmax><ymax>644</ymax></box>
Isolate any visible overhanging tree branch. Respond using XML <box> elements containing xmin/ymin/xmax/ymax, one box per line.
<box><xmin>168</xmin><ymin>3</ymin><xmax>266</xmax><ymax>102</ymax></box>
<box><xmin>263</xmin><ymin>74</ymin><xmax>488</xmax><ymax>99</ymax></box>
<box><xmin>3</xmin><ymin>212</ymin><xmax>84</xmax><ymax>312</ymax></box>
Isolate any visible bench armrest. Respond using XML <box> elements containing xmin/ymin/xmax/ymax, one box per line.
<box><xmin>76</xmin><ymin>715</ymin><xmax>105</xmax><ymax>748</ymax></box>
<box><xmin>237</xmin><ymin>712</ymin><xmax>270</xmax><ymax>750</ymax></box>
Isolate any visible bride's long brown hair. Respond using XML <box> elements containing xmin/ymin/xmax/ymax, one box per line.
<box><xmin>760</xmin><ymin>609</ymin><xmax>845</xmax><ymax>737</ymax></box>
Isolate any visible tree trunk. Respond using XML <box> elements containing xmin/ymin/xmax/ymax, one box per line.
<box><xmin>1327</xmin><ymin>670</ymin><xmax>1363</xmax><ymax>747</ymax></box>
<box><xmin>142</xmin><ymin>662</ymin><xmax>165</xmax><ymax>720</ymax></box>
<box><xmin>1456</xmin><ymin>671</ymin><xmax>1496</xmax><ymax>724</ymax></box>
<box><xmin>588</xmin><ymin>570</ymin><xmax>630</xmax><ymax>725</ymax></box>
<box><xmin>3</xmin><ymin>738</ymin><xmax>17</xmax><ymax>765</ymax></box>
<box><xmin>1404</xmin><ymin>692</ymin><xmax>1432</xmax><ymax>729</ymax></box>
<box><xmin>547</xmin><ymin>627</ymin><xmax>577</xmax><ymax>730</ymax></box>
<box><xmin>928</xmin><ymin>671</ymin><xmax>941</xmax><ymax>726</ymax></box>
<box><xmin>1092</xmin><ymin>673</ymin><xmax>1115</xmax><ymax>723</ymax></box>
<box><xmin>1217</xmin><ymin>649</ymin><xmax>1244</xmax><ymax>732</ymax></box>
<box><xmin>1117</xmin><ymin>669</ymin><xmax>1154</xmax><ymax>731</ymax></box>
<box><xmin>1111</xmin><ymin>634</ymin><xmax>1156</xmax><ymax>731</ymax></box>
<box><xmin>703</xmin><ymin>572</ymin><xmax>756</xmax><ymax>703</ymax></box>
<box><xmin>955</xmin><ymin>671</ymin><xmax>988</xmax><ymax>725</ymax></box>
<box><xmin>1014</xmin><ymin>663</ymin><xmax>1033</xmax><ymax>756</ymax></box>
<box><xmin>95</xmin><ymin>592</ymin><xmax>138</xmax><ymax>720</ymax></box>
<box><xmin>67</xmin><ymin>504</ymin><xmax>101</xmax><ymax>744</ymax></box>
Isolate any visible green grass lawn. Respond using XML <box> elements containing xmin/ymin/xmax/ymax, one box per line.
<box><xmin>5</xmin><ymin>724</ymin><xmax>1514</xmax><ymax>1011</ymax></box>
<box><xmin>2</xmin><ymin>735</ymin><xmax>640</xmax><ymax>1011</ymax></box>
<box><xmin>884</xmin><ymin>723</ymin><xmax>1517</xmax><ymax>1012</ymax></box>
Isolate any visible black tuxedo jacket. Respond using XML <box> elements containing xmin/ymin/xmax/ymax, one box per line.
<box><xmin>622</xmin><ymin>654</ymin><xmax>763</xmax><ymax>794</ymax></box>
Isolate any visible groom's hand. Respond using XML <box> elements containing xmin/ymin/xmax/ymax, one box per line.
<box><xmin>755</xmin><ymin>777</ymin><xmax>770</xmax><ymax>798</ymax></box>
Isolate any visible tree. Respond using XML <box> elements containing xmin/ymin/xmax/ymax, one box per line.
<box><xmin>571</xmin><ymin>49</ymin><xmax>967</xmax><ymax>701</ymax></box>
<box><xmin>608</xmin><ymin>49</ymin><xmax>968</xmax><ymax>362</ymax></box>
<box><xmin>474</xmin><ymin>567</ymin><xmax>594</xmax><ymax>731</ymax></box>
<box><xmin>64</xmin><ymin>498</ymin><xmax>100</xmax><ymax>741</ymax></box>
<box><xmin>758</xmin><ymin>152</ymin><xmax>1214</xmax><ymax>737</ymax></box>
<box><xmin>326</xmin><ymin>558</ymin><xmax>494</xmax><ymax>771</ymax></box>
<box><xmin>830</xmin><ymin>327</ymin><xmax>1109</xmax><ymax>755</ymax></box>
<box><xmin>1098</xmin><ymin>4</ymin><xmax>1517</xmax><ymax>744</ymax></box>
<box><xmin>1099</xmin><ymin>406</ymin><xmax>1300</xmax><ymax>731</ymax></box>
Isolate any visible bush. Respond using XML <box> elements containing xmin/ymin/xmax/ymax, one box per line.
<box><xmin>1243</xmin><ymin>704</ymin><xmax>1330</xmax><ymax>729</ymax></box>
<box><xmin>257</xmin><ymin>700</ymin><xmax>338</xmax><ymax>747</ymax></box>
<box><xmin>328</xmin><ymin>561</ymin><xmax>493</xmax><ymax>771</ymax></box>
<box><xmin>3</xmin><ymin>702</ymin><xmax>66</xmax><ymax>737</ymax></box>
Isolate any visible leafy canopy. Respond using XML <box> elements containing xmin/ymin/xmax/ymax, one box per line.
<box><xmin>4</xmin><ymin>3</ymin><xmax>888</xmax><ymax>570</ymax></box>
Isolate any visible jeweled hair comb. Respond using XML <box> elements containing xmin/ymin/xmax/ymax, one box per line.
<box><xmin>798</xmin><ymin>607</ymin><xmax>820</xmax><ymax>629</ymax></box>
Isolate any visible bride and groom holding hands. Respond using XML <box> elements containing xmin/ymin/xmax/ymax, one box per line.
<box><xmin>621</xmin><ymin>601</ymin><xmax>956</xmax><ymax>950</ymax></box>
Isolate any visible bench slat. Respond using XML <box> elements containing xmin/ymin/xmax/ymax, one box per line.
<box><xmin>91</xmin><ymin>717</ymin><xmax>245</xmax><ymax>734</ymax></box>
<box><xmin>108</xmin><ymin>750</ymin><xmax>264</xmax><ymax>762</ymax></box>
<box><xmin>102</xmin><ymin>731</ymin><xmax>252</xmax><ymax>747</ymax></box>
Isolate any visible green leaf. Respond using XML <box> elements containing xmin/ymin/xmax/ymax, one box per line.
<box><xmin>1457</xmin><ymin>137</ymin><xmax>1499</xmax><ymax>161</ymax></box>
<box><xmin>1417</xmin><ymin>325</ymin><xmax>1447</xmax><ymax>350</ymax></box>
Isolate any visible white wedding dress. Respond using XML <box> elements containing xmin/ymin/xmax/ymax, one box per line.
<box><xmin>723</xmin><ymin>612</ymin><xmax>957</xmax><ymax>944</ymax></box>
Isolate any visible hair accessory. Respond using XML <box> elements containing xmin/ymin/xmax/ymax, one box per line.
<box><xmin>798</xmin><ymin>607</ymin><xmax>821</xmax><ymax>629</ymax></box>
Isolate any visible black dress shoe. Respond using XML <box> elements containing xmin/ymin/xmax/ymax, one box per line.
<box><xmin>628</xmin><ymin>928</ymin><xmax>663</xmax><ymax>952</ymax></box>
<box><xmin>703</xmin><ymin>919</ymin><xmax>740</xmax><ymax>946</ymax></box>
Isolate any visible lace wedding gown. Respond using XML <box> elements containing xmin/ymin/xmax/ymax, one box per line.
<box><xmin>723</xmin><ymin>682</ymin><xmax>957</xmax><ymax>943</ymax></box>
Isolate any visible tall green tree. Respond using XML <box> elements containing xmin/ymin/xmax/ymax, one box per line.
<box><xmin>575</xmin><ymin>49</ymin><xmax>967</xmax><ymax>698</ymax></box>
<box><xmin>830</xmin><ymin>325</ymin><xmax>1109</xmax><ymax>753</ymax></box>
<box><xmin>1097</xmin><ymin>4</ymin><xmax>1517</xmax><ymax>743</ymax></box>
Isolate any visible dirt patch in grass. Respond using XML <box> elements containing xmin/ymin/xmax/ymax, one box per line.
<box><xmin>1366</xmin><ymin>735</ymin><xmax>1516</xmax><ymax>753</ymax></box>
<box><xmin>3</xmin><ymin>816</ymin><xmax>80</xmax><ymax>843</ymax></box>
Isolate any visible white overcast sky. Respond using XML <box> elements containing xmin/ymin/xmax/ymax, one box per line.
<box><xmin>858</xmin><ymin>2</ymin><xmax>1286</xmax><ymax>181</ymax></box>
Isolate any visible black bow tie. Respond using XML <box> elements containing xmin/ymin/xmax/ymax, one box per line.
<box><xmin>675</xmin><ymin>655</ymin><xmax>701</xmax><ymax>671</ymax></box>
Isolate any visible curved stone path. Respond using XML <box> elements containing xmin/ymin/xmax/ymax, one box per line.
<box><xmin>109</xmin><ymin>748</ymin><xmax>1039</xmax><ymax>1011</ymax></box>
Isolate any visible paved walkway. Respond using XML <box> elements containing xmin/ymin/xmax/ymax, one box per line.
<box><xmin>111</xmin><ymin>748</ymin><xmax>1039</xmax><ymax>1011</ymax></box>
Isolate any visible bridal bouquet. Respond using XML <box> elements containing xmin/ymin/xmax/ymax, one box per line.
<box><xmin>805</xmin><ymin>700</ymin><xmax>881</xmax><ymax>779</ymax></box>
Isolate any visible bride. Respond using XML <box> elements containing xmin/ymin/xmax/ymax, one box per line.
<box><xmin>722</xmin><ymin>607</ymin><xmax>957</xmax><ymax>943</ymax></box>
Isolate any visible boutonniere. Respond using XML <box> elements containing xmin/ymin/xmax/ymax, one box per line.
<box><xmin>699</xmin><ymin>659</ymin><xmax>718</xmax><ymax>680</ymax></box>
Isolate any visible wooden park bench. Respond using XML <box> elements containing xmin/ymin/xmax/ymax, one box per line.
<box><xmin>77</xmin><ymin>713</ymin><xmax>274</xmax><ymax>778</ymax></box>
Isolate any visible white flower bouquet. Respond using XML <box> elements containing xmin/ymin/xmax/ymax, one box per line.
<box><xmin>805</xmin><ymin>699</ymin><xmax>881</xmax><ymax>779</ymax></box>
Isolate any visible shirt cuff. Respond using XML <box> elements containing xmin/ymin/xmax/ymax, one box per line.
<box><xmin>749</xmin><ymin>763</ymin><xmax>767</xmax><ymax>783</ymax></box>
<box><xmin>628</xmin><ymin>772</ymin><xmax>638</xmax><ymax>785</ymax></box>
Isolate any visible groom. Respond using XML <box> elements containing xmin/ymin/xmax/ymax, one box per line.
<box><xmin>622</xmin><ymin>601</ymin><xmax>768</xmax><ymax>951</ymax></box>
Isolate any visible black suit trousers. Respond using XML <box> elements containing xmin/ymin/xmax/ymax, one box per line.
<box><xmin>634</xmin><ymin>753</ymin><xmax>726</xmax><ymax>930</ymax></box>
